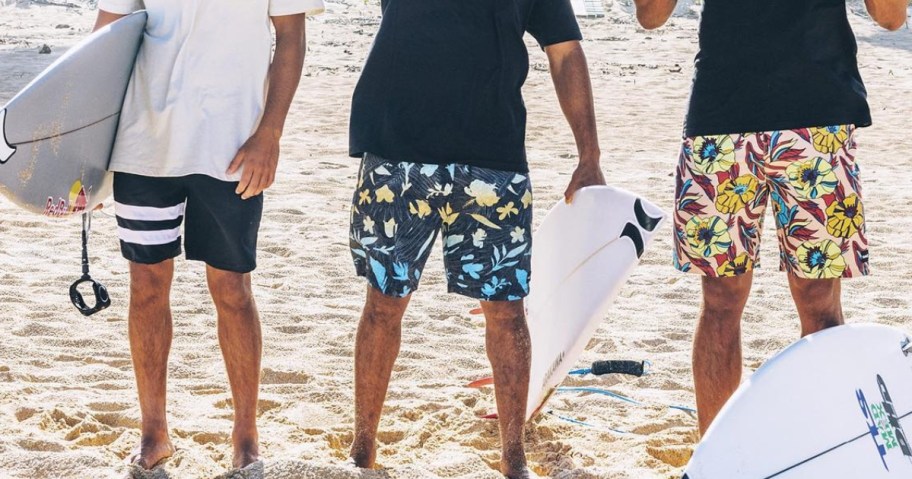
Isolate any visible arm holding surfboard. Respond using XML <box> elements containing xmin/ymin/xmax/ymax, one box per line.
<box><xmin>544</xmin><ymin>40</ymin><xmax>606</xmax><ymax>204</ymax></box>
<box><xmin>93</xmin><ymin>10</ymin><xmax>127</xmax><ymax>31</ymax></box>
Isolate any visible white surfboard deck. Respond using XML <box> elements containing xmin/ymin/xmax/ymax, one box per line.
<box><xmin>0</xmin><ymin>11</ymin><xmax>146</xmax><ymax>217</ymax></box>
<box><xmin>522</xmin><ymin>185</ymin><xmax>665</xmax><ymax>419</ymax></box>
<box><xmin>684</xmin><ymin>323</ymin><xmax>912</xmax><ymax>479</ymax></box>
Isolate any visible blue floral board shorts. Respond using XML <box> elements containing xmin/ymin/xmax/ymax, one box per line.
<box><xmin>349</xmin><ymin>153</ymin><xmax>533</xmax><ymax>301</ymax></box>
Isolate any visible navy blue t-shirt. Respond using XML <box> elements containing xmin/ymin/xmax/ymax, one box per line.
<box><xmin>685</xmin><ymin>0</ymin><xmax>872</xmax><ymax>137</ymax></box>
<box><xmin>349</xmin><ymin>0</ymin><xmax>583</xmax><ymax>173</ymax></box>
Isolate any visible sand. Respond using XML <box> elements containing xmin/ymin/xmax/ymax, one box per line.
<box><xmin>0</xmin><ymin>1</ymin><xmax>910</xmax><ymax>478</ymax></box>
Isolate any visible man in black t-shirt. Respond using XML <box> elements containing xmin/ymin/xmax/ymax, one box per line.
<box><xmin>346</xmin><ymin>1</ymin><xmax>605</xmax><ymax>477</ymax></box>
<box><xmin>634</xmin><ymin>0</ymin><xmax>908</xmax><ymax>435</ymax></box>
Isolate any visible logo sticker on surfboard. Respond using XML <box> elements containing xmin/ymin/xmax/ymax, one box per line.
<box><xmin>44</xmin><ymin>180</ymin><xmax>90</xmax><ymax>217</ymax></box>
<box><xmin>857</xmin><ymin>374</ymin><xmax>912</xmax><ymax>470</ymax></box>
<box><xmin>0</xmin><ymin>109</ymin><xmax>15</xmax><ymax>164</ymax></box>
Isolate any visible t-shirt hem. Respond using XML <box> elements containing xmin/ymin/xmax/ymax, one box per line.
<box><xmin>109</xmin><ymin>164</ymin><xmax>240</xmax><ymax>183</ymax></box>
<box><xmin>684</xmin><ymin>116</ymin><xmax>873</xmax><ymax>138</ymax></box>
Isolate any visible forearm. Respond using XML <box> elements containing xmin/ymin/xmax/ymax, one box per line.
<box><xmin>864</xmin><ymin>0</ymin><xmax>908</xmax><ymax>30</ymax></box>
<box><xmin>258</xmin><ymin>15</ymin><xmax>307</xmax><ymax>138</ymax></box>
<box><xmin>633</xmin><ymin>0</ymin><xmax>677</xmax><ymax>30</ymax></box>
<box><xmin>547</xmin><ymin>41</ymin><xmax>600</xmax><ymax>165</ymax></box>
<box><xmin>93</xmin><ymin>10</ymin><xmax>127</xmax><ymax>31</ymax></box>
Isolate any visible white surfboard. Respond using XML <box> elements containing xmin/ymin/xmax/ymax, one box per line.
<box><xmin>469</xmin><ymin>186</ymin><xmax>666</xmax><ymax>419</ymax></box>
<box><xmin>523</xmin><ymin>186</ymin><xmax>665</xmax><ymax>419</ymax></box>
<box><xmin>684</xmin><ymin>323</ymin><xmax>912</xmax><ymax>479</ymax></box>
<box><xmin>0</xmin><ymin>11</ymin><xmax>146</xmax><ymax>217</ymax></box>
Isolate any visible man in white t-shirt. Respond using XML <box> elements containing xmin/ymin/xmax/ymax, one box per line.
<box><xmin>94</xmin><ymin>0</ymin><xmax>324</xmax><ymax>470</ymax></box>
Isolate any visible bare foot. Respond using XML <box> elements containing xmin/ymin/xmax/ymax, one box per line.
<box><xmin>501</xmin><ymin>453</ymin><xmax>532</xmax><ymax>479</ymax></box>
<box><xmin>349</xmin><ymin>436</ymin><xmax>375</xmax><ymax>469</ymax></box>
<box><xmin>127</xmin><ymin>433</ymin><xmax>175</xmax><ymax>470</ymax></box>
<box><xmin>233</xmin><ymin>436</ymin><xmax>260</xmax><ymax>469</ymax></box>
<box><xmin>503</xmin><ymin>468</ymin><xmax>539</xmax><ymax>479</ymax></box>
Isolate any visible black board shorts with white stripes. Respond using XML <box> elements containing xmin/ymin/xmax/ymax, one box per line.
<box><xmin>113</xmin><ymin>172</ymin><xmax>263</xmax><ymax>273</ymax></box>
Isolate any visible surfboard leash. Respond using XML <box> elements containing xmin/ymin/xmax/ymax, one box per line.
<box><xmin>69</xmin><ymin>212</ymin><xmax>111</xmax><ymax>316</ymax></box>
<box><xmin>556</xmin><ymin>386</ymin><xmax>697</xmax><ymax>414</ymax></box>
<box><xmin>545</xmin><ymin>410</ymin><xmax>629</xmax><ymax>434</ymax></box>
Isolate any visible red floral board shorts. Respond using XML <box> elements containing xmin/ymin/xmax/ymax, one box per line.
<box><xmin>673</xmin><ymin>125</ymin><xmax>869</xmax><ymax>279</ymax></box>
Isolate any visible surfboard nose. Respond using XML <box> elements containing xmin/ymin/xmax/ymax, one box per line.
<box><xmin>0</xmin><ymin>109</ymin><xmax>16</xmax><ymax>164</ymax></box>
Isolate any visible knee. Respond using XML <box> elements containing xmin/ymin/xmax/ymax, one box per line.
<box><xmin>701</xmin><ymin>276</ymin><xmax>751</xmax><ymax>322</ymax></box>
<box><xmin>208</xmin><ymin>271</ymin><xmax>254</xmax><ymax>313</ymax></box>
<box><xmin>481</xmin><ymin>300</ymin><xmax>526</xmax><ymax>326</ymax></box>
<box><xmin>361</xmin><ymin>287</ymin><xmax>408</xmax><ymax>328</ymax></box>
<box><xmin>130</xmin><ymin>262</ymin><xmax>172</xmax><ymax>307</ymax></box>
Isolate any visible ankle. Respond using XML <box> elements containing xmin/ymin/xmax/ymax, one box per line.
<box><xmin>349</xmin><ymin>438</ymin><xmax>376</xmax><ymax>468</ymax></box>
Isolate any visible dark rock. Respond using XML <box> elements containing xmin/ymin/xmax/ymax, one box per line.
<box><xmin>38</xmin><ymin>44</ymin><xmax>51</xmax><ymax>54</ymax></box>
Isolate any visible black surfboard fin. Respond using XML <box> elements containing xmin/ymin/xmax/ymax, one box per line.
<box><xmin>1</xmin><ymin>109</ymin><xmax>16</xmax><ymax>164</ymax></box>
<box><xmin>620</xmin><ymin>222</ymin><xmax>645</xmax><ymax>258</ymax></box>
<box><xmin>633</xmin><ymin>198</ymin><xmax>662</xmax><ymax>232</ymax></box>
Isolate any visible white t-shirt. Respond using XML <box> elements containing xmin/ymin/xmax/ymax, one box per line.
<box><xmin>98</xmin><ymin>0</ymin><xmax>325</xmax><ymax>181</ymax></box>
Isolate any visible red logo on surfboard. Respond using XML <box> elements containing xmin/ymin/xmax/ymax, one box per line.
<box><xmin>44</xmin><ymin>180</ymin><xmax>89</xmax><ymax>217</ymax></box>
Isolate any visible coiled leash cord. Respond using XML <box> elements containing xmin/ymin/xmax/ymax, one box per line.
<box><xmin>69</xmin><ymin>212</ymin><xmax>110</xmax><ymax>316</ymax></box>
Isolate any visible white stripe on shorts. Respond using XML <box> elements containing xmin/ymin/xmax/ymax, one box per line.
<box><xmin>117</xmin><ymin>226</ymin><xmax>182</xmax><ymax>246</ymax></box>
<box><xmin>114</xmin><ymin>201</ymin><xmax>186</xmax><ymax>221</ymax></box>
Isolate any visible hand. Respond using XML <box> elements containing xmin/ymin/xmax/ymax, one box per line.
<box><xmin>226</xmin><ymin>129</ymin><xmax>281</xmax><ymax>200</ymax></box>
<box><xmin>564</xmin><ymin>159</ymin><xmax>606</xmax><ymax>204</ymax></box>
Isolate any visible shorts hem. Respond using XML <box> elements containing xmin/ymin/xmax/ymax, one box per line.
<box><xmin>122</xmin><ymin>245</ymin><xmax>182</xmax><ymax>266</ymax></box>
<box><xmin>187</xmin><ymin>254</ymin><xmax>256</xmax><ymax>274</ymax></box>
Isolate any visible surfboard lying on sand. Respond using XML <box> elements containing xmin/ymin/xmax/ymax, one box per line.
<box><xmin>470</xmin><ymin>186</ymin><xmax>666</xmax><ymax>420</ymax></box>
<box><xmin>0</xmin><ymin>11</ymin><xmax>146</xmax><ymax>217</ymax></box>
<box><xmin>684</xmin><ymin>323</ymin><xmax>912</xmax><ymax>479</ymax></box>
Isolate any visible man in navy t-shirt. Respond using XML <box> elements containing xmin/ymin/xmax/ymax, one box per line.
<box><xmin>634</xmin><ymin>0</ymin><xmax>907</xmax><ymax>435</ymax></box>
<box><xmin>347</xmin><ymin>1</ymin><xmax>605</xmax><ymax>476</ymax></box>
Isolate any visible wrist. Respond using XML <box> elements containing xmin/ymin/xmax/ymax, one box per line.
<box><xmin>255</xmin><ymin>125</ymin><xmax>283</xmax><ymax>140</ymax></box>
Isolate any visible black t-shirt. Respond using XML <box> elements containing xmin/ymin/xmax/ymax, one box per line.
<box><xmin>685</xmin><ymin>0</ymin><xmax>872</xmax><ymax>137</ymax></box>
<box><xmin>349</xmin><ymin>0</ymin><xmax>583</xmax><ymax>173</ymax></box>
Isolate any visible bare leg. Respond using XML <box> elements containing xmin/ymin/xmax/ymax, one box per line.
<box><xmin>206</xmin><ymin>266</ymin><xmax>262</xmax><ymax>469</ymax></box>
<box><xmin>480</xmin><ymin>300</ymin><xmax>531</xmax><ymax>479</ymax></box>
<box><xmin>128</xmin><ymin>260</ymin><xmax>177</xmax><ymax>468</ymax></box>
<box><xmin>787</xmin><ymin>276</ymin><xmax>844</xmax><ymax>337</ymax></box>
<box><xmin>693</xmin><ymin>273</ymin><xmax>753</xmax><ymax>436</ymax></box>
<box><xmin>349</xmin><ymin>286</ymin><xmax>410</xmax><ymax>468</ymax></box>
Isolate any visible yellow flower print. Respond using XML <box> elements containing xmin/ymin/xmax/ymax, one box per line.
<box><xmin>810</xmin><ymin>125</ymin><xmax>849</xmax><ymax>154</ymax></box>
<box><xmin>464</xmin><ymin>180</ymin><xmax>500</xmax><ymax>207</ymax></box>
<box><xmin>716</xmin><ymin>253</ymin><xmax>754</xmax><ymax>277</ymax></box>
<box><xmin>685</xmin><ymin>216</ymin><xmax>733</xmax><ymax>258</ymax></box>
<box><xmin>375</xmin><ymin>185</ymin><xmax>395</xmax><ymax>203</ymax></box>
<box><xmin>496</xmin><ymin>202</ymin><xmax>518</xmax><ymax>220</ymax></box>
<box><xmin>786</xmin><ymin>157</ymin><xmax>838</xmax><ymax>200</ymax></box>
<box><xmin>409</xmin><ymin>200</ymin><xmax>432</xmax><ymax>218</ymax></box>
<box><xmin>691</xmin><ymin>135</ymin><xmax>736</xmax><ymax>175</ymax></box>
<box><xmin>715</xmin><ymin>174</ymin><xmax>759</xmax><ymax>214</ymax></box>
<box><xmin>439</xmin><ymin>203</ymin><xmax>459</xmax><ymax>226</ymax></box>
<box><xmin>825</xmin><ymin>194</ymin><xmax>864</xmax><ymax>238</ymax></box>
<box><xmin>363</xmin><ymin>215</ymin><xmax>375</xmax><ymax>233</ymax></box>
<box><xmin>383</xmin><ymin>218</ymin><xmax>397</xmax><ymax>238</ymax></box>
<box><xmin>796</xmin><ymin>240</ymin><xmax>846</xmax><ymax>279</ymax></box>
<box><xmin>521</xmin><ymin>189</ymin><xmax>532</xmax><ymax>209</ymax></box>
<box><xmin>358</xmin><ymin>189</ymin><xmax>372</xmax><ymax>205</ymax></box>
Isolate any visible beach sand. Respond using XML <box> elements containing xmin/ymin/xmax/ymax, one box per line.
<box><xmin>0</xmin><ymin>1</ymin><xmax>910</xmax><ymax>478</ymax></box>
